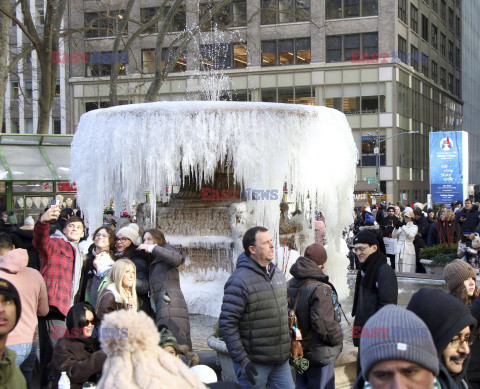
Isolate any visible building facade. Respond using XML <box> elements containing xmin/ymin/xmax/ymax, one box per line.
<box><xmin>3</xmin><ymin>0</ymin><xmax>464</xmax><ymax>204</ymax></box>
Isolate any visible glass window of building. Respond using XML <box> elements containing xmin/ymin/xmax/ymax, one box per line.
<box><xmin>448</xmin><ymin>7</ymin><xmax>454</xmax><ymax>30</ymax></box>
<box><xmin>25</xmin><ymin>81</ymin><xmax>32</xmax><ymax>99</ymax></box>
<box><xmin>326</xmin><ymin>33</ymin><xmax>376</xmax><ymax>62</ymax></box>
<box><xmin>53</xmin><ymin>119</ymin><xmax>61</xmax><ymax>134</ymax></box>
<box><xmin>55</xmin><ymin>80</ymin><xmax>60</xmax><ymax>97</ymax></box>
<box><xmin>295</xmin><ymin>86</ymin><xmax>313</xmax><ymax>105</ymax></box>
<box><xmin>84</xmin><ymin>11</ymin><xmax>127</xmax><ymax>38</ymax></box>
<box><xmin>343</xmin><ymin>97</ymin><xmax>360</xmax><ymax>114</ymax></box>
<box><xmin>398</xmin><ymin>0</ymin><xmax>407</xmax><ymax>23</ymax></box>
<box><xmin>163</xmin><ymin>5</ymin><xmax>187</xmax><ymax>31</ymax></box>
<box><xmin>325</xmin><ymin>97</ymin><xmax>342</xmax><ymax>111</ymax></box>
<box><xmin>261</xmin><ymin>0</ymin><xmax>309</xmax><ymax>24</ymax></box>
<box><xmin>448</xmin><ymin>40</ymin><xmax>453</xmax><ymax>63</ymax></box>
<box><xmin>261</xmin><ymin>39</ymin><xmax>310</xmax><ymax>66</ymax></box>
<box><xmin>85</xmin><ymin>52</ymin><xmax>127</xmax><ymax>77</ymax></box>
<box><xmin>440</xmin><ymin>67</ymin><xmax>446</xmax><ymax>88</ymax></box>
<box><xmin>455</xmin><ymin>47</ymin><xmax>460</xmax><ymax>68</ymax></box>
<box><xmin>398</xmin><ymin>35</ymin><xmax>407</xmax><ymax>63</ymax></box>
<box><xmin>456</xmin><ymin>16</ymin><xmax>461</xmax><ymax>36</ymax></box>
<box><xmin>410</xmin><ymin>4</ymin><xmax>418</xmax><ymax>33</ymax></box>
<box><xmin>440</xmin><ymin>0</ymin><xmax>446</xmax><ymax>22</ymax></box>
<box><xmin>326</xmin><ymin>0</ymin><xmax>377</xmax><ymax>19</ymax></box>
<box><xmin>162</xmin><ymin>48</ymin><xmax>187</xmax><ymax>72</ymax></box>
<box><xmin>142</xmin><ymin>49</ymin><xmax>155</xmax><ymax>73</ymax></box>
<box><xmin>233</xmin><ymin>43</ymin><xmax>247</xmax><ymax>68</ymax></box>
<box><xmin>456</xmin><ymin>78</ymin><xmax>461</xmax><ymax>97</ymax></box>
<box><xmin>201</xmin><ymin>0</ymin><xmax>245</xmax><ymax>29</ymax></box>
<box><xmin>261</xmin><ymin>89</ymin><xmax>276</xmax><ymax>102</ymax></box>
<box><xmin>326</xmin><ymin>36</ymin><xmax>342</xmax><ymax>62</ymax></box>
<box><xmin>431</xmin><ymin>24</ymin><xmax>438</xmax><ymax>49</ymax></box>
<box><xmin>200</xmin><ymin>43</ymin><xmax>245</xmax><ymax>70</ymax></box>
<box><xmin>362</xmin><ymin>33</ymin><xmax>378</xmax><ymax>57</ymax></box>
<box><xmin>440</xmin><ymin>33</ymin><xmax>446</xmax><ymax>56</ymax></box>
<box><xmin>140</xmin><ymin>8</ymin><xmax>159</xmax><ymax>34</ymax></box>
<box><xmin>344</xmin><ymin>34</ymin><xmax>360</xmax><ymax>61</ymax></box>
<box><xmin>448</xmin><ymin>73</ymin><xmax>453</xmax><ymax>93</ymax></box>
<box><xmin>432</xmin><ymin>61</ymin><xmax>438</xmax><ymax>82</ymax></box>
<box><xmin>421</xmin><ymin>53</ymin><xmax>428</xmax><ymax>77</ymax></box>
<box><xmin>421</xmin><ymin>15</ymin><xmax>428</xmax><ymax>41</ymax></box>
<box><xmin>361</xmin><ymin>135</ymin><xmax>386</xmax><ymax>166</ymax></box>
<box><xmin>361</xmin><ymin>96</ymin><xmax>378</xmax><ymax>113</ymax></box>
<box><xmin>432</xmin><ymin>0</ymin><xmax>437</xmax><ymax>13</ymax></box>
<box><xmin>25</xmin><ymin>119</ymin><xmax>33</xmax><ymax>134</ymax></box>
<box><xmin>410</xmin><ymin>45</ymin><xmax>418</xmax><ymax>70</ymax></box>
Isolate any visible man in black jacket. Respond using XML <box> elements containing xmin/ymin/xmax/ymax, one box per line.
<box><xmin>379</xmin><ymin>206</ymin><xmax>401</xmax><ymax>270</ymax></box>
<box><xmin>219</xmin><ymin>226</ymin><xmax>293</xmax><ymax>389</ymax></box>
<box><xmin>288</xmin><ymin>244</ymin><xmax>343</xmax><ymax>389</ymax></box>
<box><xmin>456</xmin><ymin>199</ymin><xmax>480</xmax><ymax>236</ymax></box>
<box><xmin>351</xmin><ymin>230</ymin><xmax>398</xmax><ymax>374</ymax></box>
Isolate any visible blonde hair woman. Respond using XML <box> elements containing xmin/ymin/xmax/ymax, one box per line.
<box><xmin>96</xmin><ymin>258</ymin><xmax>137</xmax><ymax>321</ymax></box>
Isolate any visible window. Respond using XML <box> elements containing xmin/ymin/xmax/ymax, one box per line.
<box><xmin>201</xmin><ymin>0</ymin><xmax>246</xmax><ymax>29</ymax></box>
<box><xmin>326</xmin><ymin>33</ymin><xmax>377</xmax><ymax>62</ymax></box>
<box><xmin>361</xmin><ymin>96</ymin><xmax>379</xmax><ymax>113</ymax></box>
<box><xmin>142</xmin><ymin>49</ymin><xmax>155</xmax><ymax>73</ymax></box>
<box><xmin>140</xmin><ymin>8</ymin><xmax>159</xmax><ymax>33</ymax></box>
<box><xmin>85</xmin><ymin>101</ymin><xmax>110</xmax><ymax>112</ymax></box>
<box><xmin>448</xmin><ymin>40</ymin><xmax>453</xmax><ymax>63</ymax></box>
<box><xmin>53</xmin><ymin>119</ymin><xmax>61</xmax><ymax>135</ymax></box>
<box><xmin>162</xmin><ymin>48</ymin><xmax>187</xmax><ymax>71</ymax></box>
<box><xmin>362</xmin><ymin>136</ymin><xmax>386</xmax><ymax>166</ymax></box>
<box><xmin>55</xmin><ymin>80</ymin><xmax>60</xmax><ymax>97</ymax></box>
<box><xmin>431</xmin><ymin>24</ymin><xmax>438</xmax><ymax>49</ymax></box>
<box><xmin>398</xmin><ymin>0</ymin><xmax>407</xmax><ymax>23</ymax></box>
<box><xmin>431</xmin><ymin>60</ymin><xmax>438</xmax><ymax>82</ymax></box>
<box><xmin>11</xmin><ymin>82</ymin><xmax>18</xmax><ymax>99</ymax></box>
<box><xmin>448</xmin><ymin>7</ymin><xmax>454</xmax><ymax>30</ymax></box>
<box><xmin>165</xmin><ymin>5</ymin><xmax>187</xmax><ymax>31</ymax></box>
<box><xmin>37</xmin><ymin>8</ymin><xmax>45</xmax><ymax>25</ymax></box>
<box><xmin>86</xmin><ymin>52</ymin><xmax>128</xmax><ymax>77</ymax></box>
<box><xmin>325</xmin><ymin>97</ymin><xmax>342</xmax><ymax>111</ymax></box>
<box><xmin>456</xmin><ymin>16</ymin><xmax>460</xmax><ymax>36</ymax></box>
<box><xmin>325</xmin><ymin>0</ymin><xmax>377</xmax><ymax>19</ymax></box>
<box><xmin>261</xmin><ymin>0</ymin><xmax>309</xmax><ymax>24</ymax></box>
<box><xmin>25</xmin><ymin>119</ymin><xmax>33</xmax><ymax>134</ymax></box>
<box><xmin>456</xmin><ymin>78</ymin><xmax>461</xmax><ymax>97</ymax></box>
<box><xmin>84</xmin><ymin>11</ymin><xmax>127</xmax><ymax>38</ymax></box>
<box><xmin>343</xmin><ymin>97</ymin><xmax>360</xmax><ymax>114</ymax></box>
<box><xmin>432</xmin><ymin>0</ymin><xmax>437</xmax><ymax>13</ymax></box>
<box><xmin>440</xmin><ymin>67</ymin><xmax>446</xmax><ymax>88</ymax></box>
<box><xmin>25</xmin><ymin>81</ymin><xmax>32</xmax><ymax>99</ymax></box>
<box><xmin>410</xmin><ymin>45</ymin><xmax>418</xmax><ymax>70</ymax></box>
<box><xmin>201</xmin><ymin>43</ymin><xmax>247</xmax><ymax>69</ymax></box>
<box><xmin>261</xmin><ymin>38</ymin><xmax>310</xmax><ymax>66</ymax></box>
<box><xmin>440</xmin><ymin>33</ymin><xmax>446</xmax><ymax>56</ymax></box>
<box><xmin>260</xmin><ymin>87</ymin><xmax>314</xmax><ymax>104</ymax></box>
<box><xmin>398</xmin><ymin>35</ymin><xmax>407</xmax><ymax>64</ymax></box>
<box><xmin>455</xmin><ymin>47</ymin><xmax>460</xmax><ymax>68</ymax></box>
<box><xmin>448</xmin><ymin>73</ymin><xmax>453</xmax><ymax>93</ymax></box>
<box><xmin>440</xmin><ymin>0</ymin><xmax>446</xmax><ymax>22</ymax></box>
<box><xmin>421</xmin><ymin>54</ymin><xmax>428</xmax><ymax>77</ymax></box>
<box><xmin>410</xmin><ymin>4</ymin><xmax>418</xmax><ymax>33</ymax></box>
<box><xmin>421</xmin><ymin>15</ymin><xmax>428</xmax><ymax>41</ymax></box>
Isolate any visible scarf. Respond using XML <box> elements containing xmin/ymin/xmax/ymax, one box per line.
<box><xmin>436</xmin><ymin>221</ymin><xmax>456</xmax><ymax>245</ymax></box>
<box><xmin>352</xmin><ymin>250</ymin><xmax>387</xmax><ymax>316</ymax></box>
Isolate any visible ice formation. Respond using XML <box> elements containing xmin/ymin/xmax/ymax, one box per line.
<box><xmin>70</xmin><ymin>101</ymin><xmax>358</xmax><ymax>301</ymax></box>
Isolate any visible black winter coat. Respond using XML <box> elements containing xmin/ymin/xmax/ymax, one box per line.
<box><xmin>219</xmin><ymin>253</ymin><xmax>290</xmax><ymax>366</ymax></box>
<box><xmin>456</xmin><ymin>205</ymin><xmax>480</xmax><ymax>235</ymax></box>
<box><xmin>288</xmin><ymin>256</ymin><xmax>343</xmax><ymax>366</ymax></box>
<box><xmin>467</xmin><ymin>295</ymin><xmax>480</xmax><ymax>383</ymax></box>
<box><xmin>379</xmin><ymin>215</ymin><xmax>401</xmax><ymax>237</ymax></box>
<box><xmin>51</xmin><ymin>338</ymin><xmax>106</xmax><ymax>389</ymax></box>
<box><xmin>7</xmin><ymin>227</ymin><xmax>40</xmax><ymax>269</ymax></box>
<box><xmin>413</xmin><ymin>215</ymin><xmax>430</xmax><ymax>242</ymax></box>
<box><xmin>149</xmin><ymin>244</ymin><xmax>191</xmax><ymax>349</ymax></box>
<box><xmin>352</xmin><ymin>252</ymin><xmax>398</xmax><ymax>347</ymax></box>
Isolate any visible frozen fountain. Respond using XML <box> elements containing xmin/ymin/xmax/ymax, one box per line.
<box><xmin>70</xmin><ymin>101</ymin><xmax>357</xmax><ymax>317</ymax></box>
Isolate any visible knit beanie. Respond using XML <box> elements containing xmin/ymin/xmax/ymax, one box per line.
<box><xmin>353</xmin><ymin>231</ymin><xmax>377</xmax><ymax>246</ymax></box>
<box><xmin>0</xmin><ymin>278</ymin><xmax>21</xmax><ymax>328</ymax></box>
<box><xmin>413</xmin><ymin>207</ymin><xmax>423</xmax><ymax>216</ymax></box>
<box><xmin>360</xmin><ymin>305</ymin><xmax>439</xmax><ymax>381</ymax></box>
<box><xmin>159</xmin><ymin>327</ymin><xmax>178</xmax><ymax>354</ymax></box>
<box><xmin>407</xmin><ymin>288</ymin><xmax>477</xmax><ymax>355</ymax></box>
<box><xmin>304</xmin><ymin>243</ymin><xmax>327</xmax><ymax>266</ymax></box>
<box><xmin>444</xmin><ymin>259</ymin><xmax>477</xmax><ymax>292</ymax></box>
<box><xmin>116</xmin><ymin>223</ymin><xmax>141</xmax><ymax>245</ymax></box>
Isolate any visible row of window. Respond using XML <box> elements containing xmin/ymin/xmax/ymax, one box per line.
<box><xmin>10</xmin><ymin>81</ymin><xmax>60</xmax><ymax>99</ymax></box>
<box><xmin>326</xmin><ymin>33</ymin><xmax>378</xmax><ymax>62</ymax></box>
<box><xmin>325</xmin><ymin>95</ymin><xmax>386</xmax><ymax>114</ymax></box>
<box><xmin>399</xmin><ymin>0</ymin><xmax>460</xmax><ymax>37</ymax></box>
<box><xmin>84</xmin><ymin>0</ymin><xmax>381</xmax><ymax>39</ymax></box>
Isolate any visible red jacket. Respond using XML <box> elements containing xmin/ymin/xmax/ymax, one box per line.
<box><xmin>33</xmin><ymin>221</ymin><xmax>76</xmax><ymax>317</ymax></box>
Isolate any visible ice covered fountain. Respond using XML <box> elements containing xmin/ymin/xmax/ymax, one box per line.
<box><xmin>70</xmin><ymin>101</ymin><xmax>357</xmax><ymax>317</ymax></box>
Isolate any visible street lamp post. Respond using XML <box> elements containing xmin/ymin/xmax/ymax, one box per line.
<box><xmin>371</xmin><ymin>130</ymin><xmax>419</xmax><ymax>199</ymax></box>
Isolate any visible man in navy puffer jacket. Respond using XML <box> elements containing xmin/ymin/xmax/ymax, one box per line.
<box><xmin>219</xmin><ymin>226</ymin><xmax>293</xmax><ymax>389</ymax></box>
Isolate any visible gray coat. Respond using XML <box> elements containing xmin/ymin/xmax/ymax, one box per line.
<box><xmin>149</xmin><ymin>244</ymin><xmax>191</xmax><ymax>349</ymax></box>
<box><xmin>219</xmin><ymin>252</ymin><xmax>291</xmax><ymax>366</ymax></box>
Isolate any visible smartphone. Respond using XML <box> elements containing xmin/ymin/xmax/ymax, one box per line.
<box><xmin>51</xmin><ymin>199</ymin><xmax>57</xmax><ymax>207</ymax></box>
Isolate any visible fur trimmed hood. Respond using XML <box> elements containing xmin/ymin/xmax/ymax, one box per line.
<box><xmin>97</xmin><ymin>310</ymin><xmax>206</xmax><ymax>389</ymax></box>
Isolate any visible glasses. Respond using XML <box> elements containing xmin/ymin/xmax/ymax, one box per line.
<box><xmin>353</xmin><ymin>246</ymin><xmax>369</xmax><ymax>254</ymax></box>
<box><xmin>95</xmin><ymin>233</ymin><xmax>108</xmax><ymax>238</ymax></box>
<box><xmin>84</xmin><ymin>319</ymin><xmax>95</xmax><ymax>326</ymax></box>
<box><xmin>116</xmin><ymin>237</ymin><xmax>128</xmax><ymax>243</ymax></box>
<box><xmin>449</xmin><ymin>335</ymin><xmax>475</xmax><ymax>348</ymax></box>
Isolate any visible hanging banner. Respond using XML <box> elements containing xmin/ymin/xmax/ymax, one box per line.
<box><xmin>429</xmin><ymin>131</ymin><xmax>469</xmax><ymax>205</ymax></box>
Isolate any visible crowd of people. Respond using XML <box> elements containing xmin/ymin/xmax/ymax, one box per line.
<box><xmin>350</xmin><ymin>199</ymin><xmax>480</xmax><ymax>273</ymax></box>
<box><xmin>1</xmin><ymin>199</ymin><xmax>480</xmax><ymax>388</ymax></box>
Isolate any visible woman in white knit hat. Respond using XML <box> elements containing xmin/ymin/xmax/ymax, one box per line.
<box><xmin>115</xmin><ymin>223</ymin><xmax>153</xmax><ymax>317</ymax></box>
<box><xmin>392</xmin><ymin>210</ymin><xmax>418</xmax><ymax>273</ymax></box>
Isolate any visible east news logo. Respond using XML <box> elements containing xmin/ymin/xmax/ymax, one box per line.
<box><xmin>440</xmin><ymin>136</ymin><xmax>453</xmax><ymax>151</ymax></box>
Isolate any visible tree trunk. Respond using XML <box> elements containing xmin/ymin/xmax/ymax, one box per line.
<box><xmin>0</xmin><ymin>0</ymin><xmax>9</xmax><ymax>130</ymax></box>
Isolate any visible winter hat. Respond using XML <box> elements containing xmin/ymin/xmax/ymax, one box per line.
<box><xmin>387</xmin><ymin>206</ymin><xmax>395</xmax><ymax>212</ymax></box>
<box><xmin>427</xmin><ymin>208</ymin><xmax>434</xmax><ymax>214</ymax></box>
<box><xmin>159</xmin><ymin>326</ymin><xmax>179</xmax><ymax>354</ymax></box>
<box><xmin>443</xmin><ymin>259</ymin><xmax>477</xmax><ymax>292</ymax></box>
<box><xmin>0</xmin><ymin>278</ymin><xmax>21</xmax><ymax>328</ymax></box>
<box><xmin>360</xmin><ymin>305</ymin><xmax>439</xmax><ymax>381</ymax></box>
<box><xmin>404</xmin><ymin>211</ymin><xmax>414</xmax><ymax>219</ymax></box>
<box><xmin>304</xmin><ymin>243</ymin><xmax>327</xmax><ymax>266</ymax></box>
<box><xmin>20</xmin><ymin>216</ymin><xmax>35</xmax><ymax>230</ymax></box>
<box><xmin>353</xmin><ymin>231</ymin><xmax>378</xmax><ymax>246</ymax></box>
<box><xmin>190</xmin><ymin>365</ymin><xmax>217</xmax><ymax>384</ymax></box>
<box><xmin>364</xmin><ymin>213</ymin><xmax>375</xmax><ymax>225</ymax></box>
<box><xmin>6</xmin><ymin>214</ymin><xmax>17</xmax><ymax>225</ymax></box>
<box><xmin>407</xmin><ymin>288</ymin><xmax>477</xmax><ymax>355</ymax></box>
<box><xmin>116</xmin><ymin>223</ymin><xmax>141</xmax><ymax>245</ymax></box>
<box><xmin>413</xmin><ymin>207</ymin><xmax>423</xmax><ymax>216</ymax></box>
